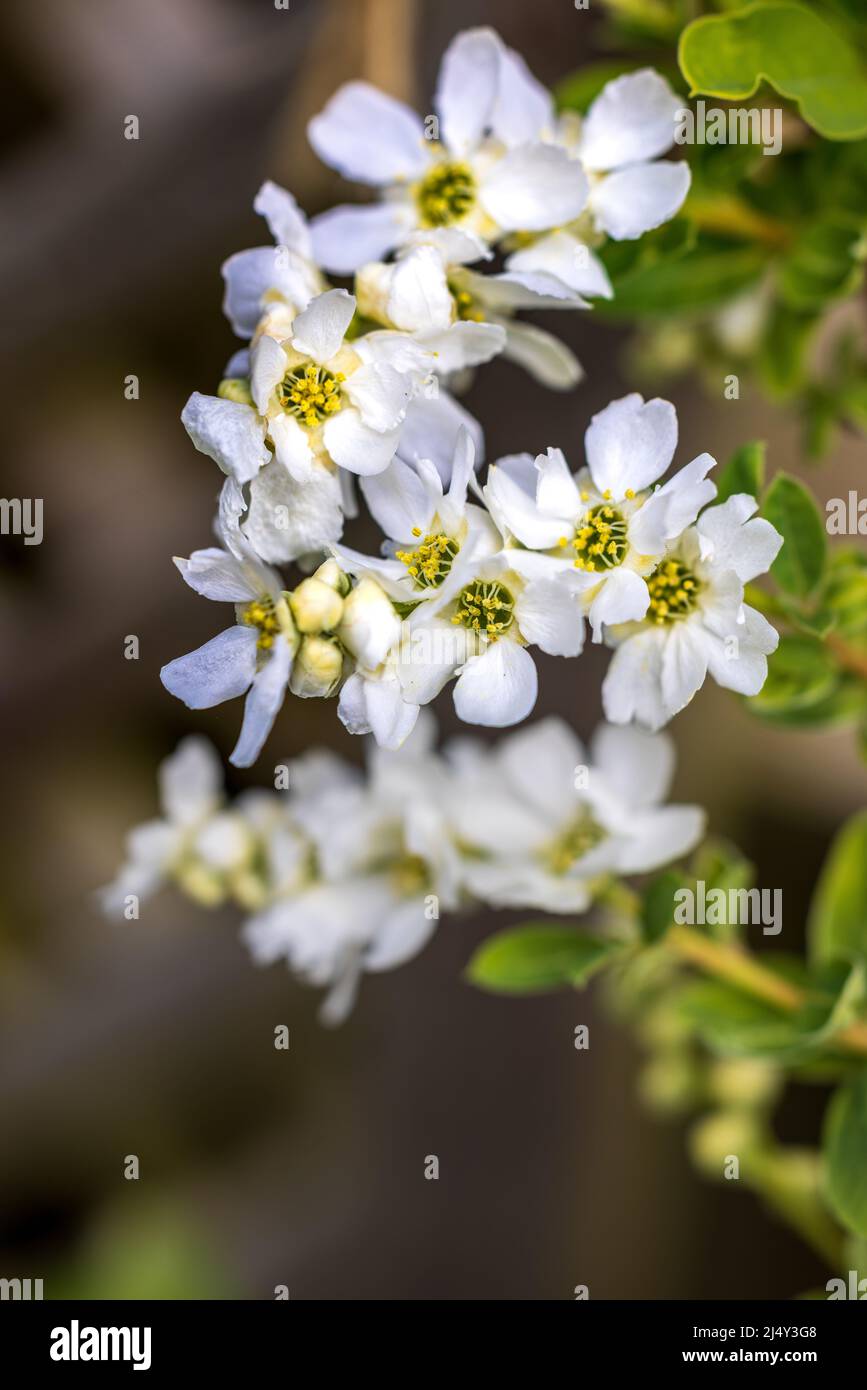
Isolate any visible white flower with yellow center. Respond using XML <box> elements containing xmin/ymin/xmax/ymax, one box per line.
<box><xmin>355</xmin><ymin>233</ymin><xmax>584</xmax><ymax>389</ymax></box>
<box><xmin>98</xmin><ymin>737</ymin><xmax>257</xmax><ymax>916</ymax></box>
<box><xmin>221</xmin><ymin>180</ymin><xmax>325</xmax><ymax>339</ymax></box>
<box><xmin>160</xmin><ymin>481</ymin><xmax>300</xmax><ymax>768</ymax></box>
<box><xmin>484</xmin><ymin>394</ymin><xmax>717</xmax><ymax>641</ymax></box>
<box><xmin>307</xmin><ymin>28</ymin><xmax>588</xmax><ymax>275</ymax></box>
<box><xmin>444</xmin><ymin>717</ymin><xmax>705</xmax><ymax>912</ymax></box>
<box><xmin>602</xmin><ymin>495</ymin><xmax>783</xmax><ymax>730</ymax></box>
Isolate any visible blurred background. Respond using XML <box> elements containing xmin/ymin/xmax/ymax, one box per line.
<box><xmin>0</xmin><ymin>0</ymin><xmax>864</xmax><ymax>1300</ymax></box>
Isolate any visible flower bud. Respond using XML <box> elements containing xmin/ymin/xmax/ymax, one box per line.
<box><xmin>174</xmin><ymin>860</ymin><xmax>227</xmax><ymax>908</ymax></box>
<box><xmin>688</xmin><ymin>1110</ymin><xmax>762</xmax><ymax>1180</ymax></box>
<box><xmin>289</xmin><ymin>635</ymin><xmax>344</xmax><ymax>698</ymax></box>
<box><xmin>710</xmin><ymin>1057</ymin><xmax>781</xmax><ymax>1110</ymax></box>
<box><xmin>338</xmin><ymin>577</ymin><xmax>401</xmax><ymax>669</ymax></box>
<box><xmin>217</xmin><ymin>377</ymin><xmax>253</xmax><ymax>405</ymax></box>
<box><xmin>312</xmin><ymin>557</ymin><xmax>351</xmax><ymax>596</ymax></box>
<box><xmin>290</xmin><ymin>577</ymin><xmax>345</xmax><ymax>634</ymax></box>
<box><xmin>354</xmin><ymin>262</ymin><xmax>392</xmax><ymax>326</ymax></box>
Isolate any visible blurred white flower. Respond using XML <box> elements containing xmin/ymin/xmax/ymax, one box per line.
<box><xmin>221</xmin><ymin>180</ymin><xmax>325</xmax><ymax>339</ymax></box>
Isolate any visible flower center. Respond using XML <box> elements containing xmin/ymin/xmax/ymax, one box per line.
<box><xmin>450</xmin><ymin>285</ymin><xmax>485</xmax><ymax>323</ymax></box>
<box><xmin>243</xmin><ymin>597</ymin><xmax>281</xmax><ymax>650</ymax></box>
<box><xmin>569</xmin><ymin>505</ymin><xmax>628</xmax><ymax>572</ymax></box>
<box><xmin>277</xmin><ymin>363</ymin><xmax>345</xmax><ymax>428</ymax></box>
<box><xmin>452</xmin><ymin>580</ymin><xmax>515</xmax><ymax>637</ymax></box>
<box><xmin>416</xmin><ymin>161</ymin><xmax>476</xmax><ymax>227</ymax></box>
<box><xmin>394</xmin><ymin>529</ymin><xmax>459</xmax><ymax>588</ymax></box>
<box><xmin>390</xmin><ymin>852</ymin><xmax>431</xmax><ymax>897</ymax></box>
<box><xmin>542</xmin><ymin>811</ymin><xmax>606</xmax><ymax>874</ymax></box>
<box><xmin>646</xmin><ymin>558</ymin><xmax>702</xmax><ymax>624</ymax></box>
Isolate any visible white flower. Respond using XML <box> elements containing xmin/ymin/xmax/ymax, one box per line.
<box><xmin>98</xmin><ymin>738</ymin><xmax>255</xmax><ymax>915</ymax></box>
<box><xmin>577</xmin><ymin>69</ymin><xmax>692</xmax><ymax>241</ymax></box>
<box><xmin>334</xmin><ymin>429</ymin><xmax>500</xmax><ymax>608</ymax></box>
<box><xmin>160</xmin><ymin>482</ymin><xmax>298</xmax><ymax>768</ymax></box>
<box><xmin>444</xmin><ymin>717</ymin><xmax>704</xmax><ymax>911</ymax></box>
<box><xmin>394</xmin><ymin>546</ymin><xmax>586</xmax><ymax>729</ymax></box>
<box><xmin>307</xmin><ymin>28</ymin><xmax>588</xmax><ymax>274</ymax></box>
<box><xmin>602</xmin><ymin>494</ymin><xmax>783</xmax><ymax>730</ymax></box>
<box><xmin>222</xmin><ymin>180</ymin><xmax>324</xmax><ymax>338</ymax></box>
<box><xmin>484</xmin><ymin>394</ymin><xmax>717</xmax><ymax>641</ymax></box>
<box><xmin>242</xmin><ymin>718</ymin><xmax>450</xmax><ymax>1023</ymax></box>
<box><xmin>355</xmin><ymin>236</ymin><xmax>584</xmax><ymax>388</ymax></box>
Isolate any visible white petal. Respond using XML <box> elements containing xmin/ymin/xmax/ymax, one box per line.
<box><xmin>491</xmin><ymin>44</ymin><xmax>553</xmax><ymax>146</ymax></box>
<box><xmin>516</xmin><ymin>578</ymin><xmax>585</xmax><ymax>656</ymax></box>
<box><xmin>535</xmin><ymin>446</ymin><xmax>582</xmax><ymax>518</ymax></box>
<box><xmin>581</xmin><ymin>69</ymin><xmax>682</xmax><ymax>170</ymax></box>
<box><xmin>310</xmin><ymin>203</ymin><xmax>412</xmax><ymax>275</ymax></box>
<box><xmin>502</xmin><ymin>321</ymin><xmax>583</xmax><ymax>390</ymax></box>
<box><xmin>506</xmin><ymin>231</ymin><xmax>613</xmax><ymax>299</ymax></box>
<box><xmin>250</xmin><ymin>333</ymin><xmax>288</xmax><ymax>415</ymax></box>
<box><xmin>447</xmin><ymin>427</ymin><xmax>476</xmax><ymax>510</ymax></box>
<box><xmin>290</xmin><ymin>288</ymin><xmax>355</xmax><ymax>364</ymax></box>
<box><xmin>405</xmin><ymin>226</ymin><xmax>491</xmax><ymax>264</ymax></box>
<box><xmin>590</xmin><ymin>160</ymin><xmax>691</xmax><ymax>241</ymax></box>
<box><xmin>498</xmin><ymin>717</ymin><xmax>586</xmax><ymax>825</ymax></box>
<box><xmin>661</xmin><ymin>621</ymin><xmax>709</xmax><ymax>720</ymax></box>
<box><xmin>453</xmin><ymin>639</ymin><xmax>538</xmax><ymax>726</ymax></box>
<box><xmin>322</xmin><ymin>409</ymin><xmax>400</xmax><ymax>475</ymax></box>
<box><xmin>338</xmin><ymin>577</ymin><xmax>401</xmax><ymax>668</ymax></box>
<box><xmin>269</xmin><ymin>412</ymin><xmax>315</xmax><ymax>482</ymax></box>
<box><xmin>425</xmin><ymin>320</ymin><xmax>506</xmax><ymax>373</ymax></box>
<box><xmin>397</xmin><ymin>616</ymin><xmax>469</xmax><ymax>704</ymax></box>
<box><xmin>221</xmin><ymin>247</ymin><xmax>316</xmax><ymax>338</ymax></box>
<box><xmin>601</xmin><ymin>628</ymin><xmax>668</xmax><ymax>730</ymax></box>
<box><xmin>466</xmin><ymin>267</ymin><xmax>584</xmax><ymax>310</ymax></box>
<box><xmin>697</xmin><ymin>495</ymin><xmax>783</xmax><ymax>582</ymax></box>
<box><xmin>344</xmin><ymin>362</ymin><xmax>413</xmax><ymax>432</ymax></box>
<box><xmin>704</xmin><ymin>605</ymin><xmax>778</xmax><ymax>695</ymax></box>
<box><xmin>244</xmin><ymin>460</ymin><xmax>344</xmax><ymax>563</ymax></box>
<box><xmin>253</xmin><ymin>180</ymin><xmax>312</xmax><ymax>255</ymax></box>
<box><xmin>589</xmin><ymin>722</ymin><xmax>674</xmax><ymax>807</ymax></box>
<box><xmin>387</xmin><ymin>245</ymin><xmax>454</xmax><ymax>333</ymax></box>
<box><xmin>585</xmin><ymin>393</ymin><xmax>677</xmax><ymax>498</ymax></box>
<box><xmin>160</xmin><ymin>736</ymin><xmax>223</xmax><ymax>826</ymax></box>
<box><xmin>587</xmin><ymin>568</ymin><xmax>650</xmax><ymax>641</ymax></box>
<box><xmin>435</xmin><ymin>27</ymin><xmax>502</xmax><ymax>156</ymax></box>
<box><xmin>480</xmin><ymin>143</ymin><xmax>588</xmax><ymax>231</ymax></box>
<box><xmin>230</xmin><ymin>637</ymin><xmax>293</xmax><ymax>768</ymax></box>
<box><xmin>616</xmin><ymin>805</ymin><xmax>705</xmax><ymax>874</ymax></box>
<box><xmin>344</xmin><ymin>673</ymin><xmax>420</xmax><ymax>750</ymax></box>
<box><xmin>174</xmin><ymin>547</ymin><xmax>259</xmax><ymax>603</ymax></box>
<box><xmin>397</xmin><ymin>390</ymin><xmax>484</xmax><ymax>483</ymax></box>
<box><xmin>365</xmin><ymin>896</ymin><xmax>436</xmax><ymax>970</ymax></box>
<box><xmin>308</xmin><ymin>81</ymin><xmax>427</xmax><ymax>183</ymax></box>
<box><xmin>484</xmin><ymin>463</ymin><xmax>565</xmax><ymax>549</ymax></box>
<box><xmin>360</xmin><ymin>454</ymin><xmax>435</xmax><ymax>541</ymax></box>
<box><xmin>181</xmin><ymin>392</ymin><xmax>269</xmax><ymax>483</ymax></box>
<box><xmin>628</xmin><ymin>452</ymin><xmax>717</xmax><ymax>555</ymax></box>
<box><xmin>161</xmin><ymin>626</ymin><xmax>258</xmax><ymax>709</ymax></box>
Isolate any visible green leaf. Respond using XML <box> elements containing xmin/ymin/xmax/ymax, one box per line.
<box><xmin>465</xmin><ymin>925</ymin><xmax>621</xmax><ymax>995</ymax></box>
<box><xmin>757</xmin><ymin>305</ymin><xmax>818</xmax><ymax>398</ymax></box>
<box><xmin>763</xmin><ymin>472</ymin><xmax>827</xmax><ymax>598</ymax></box>
<box><xmin>821</xmin><ymin>550</ymin><xmax>867</xmax><ymax>637</ymax></box>
<box><xmin>677</xmin><ymin>978</ymin><xmax>805</xmax><ymax>1057</ymax></box>
<box><xmin>808</xmin><ymin>810</ymin><xmax>867</xmax><ymax>965</ymax></box>
<box><xmin>716</xmin><ymin>441</ymin><xmax>766</xmax><ymax>504</ymax></box>
<box><xmin>824</xmin><ymin>1068</ymin><xmax>867</xmax><ymax>1236</ymax></box>
<box><xmin>751</xmin><ymin>674</ymin><xmax>866</xmax><ymax>730</ymax></box>
<box><xmin>678</xmin><ymin>3</ymin><xmax>867</xmax><ymax>141</ymax></box>
<box><xmin>749</xmin><ymin>634</ymin><xmax>838</xmax><ymax>716</ymax></box>
<box><xmin>642</xmin><ymin>870</ymin><xmax>684</xmax><ymax>944</ymax></box>
<box><xmin>779</xmin><ymin>212</ymin><xmax>866</xmax><ymax>312</ymax></box>
<box><xmin>597</xmin><ymin>236</ymin><xmax>767</xmax><ymax>318</ymax></box>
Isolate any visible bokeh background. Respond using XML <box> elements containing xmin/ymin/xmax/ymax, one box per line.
<box><xmin>1</xmin><ymin>0</ymin><xmax>864</xmax><ymax>1300</ymax></box>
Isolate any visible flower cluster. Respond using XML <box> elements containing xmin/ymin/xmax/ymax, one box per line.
<box><xmin>160</xmin><ymin>28</ymin><xmax>753</xmax><ymax>766</ymax></box>
<box><xmin>100</xmin><ymin>718</ymin><xmax>705</xmax><ymax>1023</ymax></box>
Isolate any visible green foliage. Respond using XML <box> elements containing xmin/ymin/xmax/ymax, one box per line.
<box><xmin>642</xmin><ymin>870</ymin><xmax>685</xmax><ymax>944</ymax></box>
<box><xmin>762</xmin><ymin>473</ymin><xmax>827</xmax><ymax>598</ymax></box>
<box><xmin>824</xmin><ymin>1068</ymin><xmax>867</xmax><ymax>1236</ymax></box>
<box><xmin>750</xmin><ymin>635</ymin><xmax>838</xmax><ymax>717</ymax></box>
<box><xmin>465</xmin><ymin>926</ymin><xmax>622</xmax><ymax>995</ymax></box>
<box><xmin>716</xmin><ymin>441</ymin><xmax>766</xmax><ymax>504</ymax></box>
<box><xmin>678</xmin><ymin>3</ymin><xmax>867</xmax><ymax>141</ymax></box>
<box><xmin>808</xmin><ymin>811</ymin><xmax>867</xmax><ymax>966</ymax></box>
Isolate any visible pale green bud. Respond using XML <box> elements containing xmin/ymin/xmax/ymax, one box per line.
<box><xmin>289</xmin><ymin>635</ymin><xmax>344</xmax><ymax>698</ymax></box>
<box><xmin>290</xmin><ymin>577</ymin><xmax>345</xmax><ymax>634</ymax></box>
